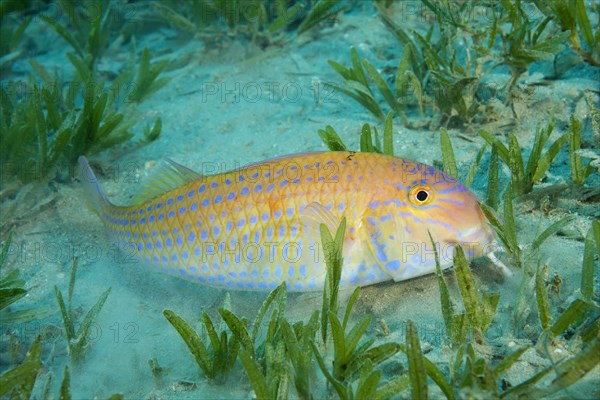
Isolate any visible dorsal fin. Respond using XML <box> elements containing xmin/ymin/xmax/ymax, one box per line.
<box><xmin>133</xmin><ymin>158</ymin><xmax>202</xmax><ymax>204</ymax></box>
<box><xmin>240</xmin><ymin>151</ymin><xmax>321</xmax><ymax>171</ymax></box>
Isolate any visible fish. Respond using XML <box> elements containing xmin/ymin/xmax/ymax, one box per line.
<box><xmin>79</xmin><ymin>151</ymin><xmax>501</xmax><ymax>292</ymax></box>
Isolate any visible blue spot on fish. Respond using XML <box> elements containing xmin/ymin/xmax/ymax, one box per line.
<box><xmin>380</xmin><ymin>213</ymin><xmax>392</xmax><ymax>222</ymax></box>
<box><xmin>386</xmin><ymin>260</ymin><xmax>401</xmax><ymax>271</ymax></box>
<box><xmin>369</xmin><ymin>200</ymin><xmax>380</xmax><ymax>209</ymax></box>
<box><xmin>437</xmin><ymin>198</ymin><xmax>465</xmax><ymax>206</ymax></box>
<box><xmin>299</xmin><ymin>264</ymin><xmax>306</xmax><ymax>277</ymax></box>
<box><xmin>290</xmin><ymin>225</ymin><xmax>298</xmax><ymax>239</ymax></box>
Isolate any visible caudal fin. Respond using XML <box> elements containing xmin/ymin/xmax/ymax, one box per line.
<box><xmin>78</xmin><ymin>156</ymin><xmax>111</xmax><ymax>216</ymax></box>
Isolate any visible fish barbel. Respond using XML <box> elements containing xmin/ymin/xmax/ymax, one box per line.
<box><xmin>79</xmin><ymin>151</ymin><xmax>499</xmax><ymax>291</ymax></box>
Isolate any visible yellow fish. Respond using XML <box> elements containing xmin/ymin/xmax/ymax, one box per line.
<box><xmin>80</xmin><ymin>151</ymin><xmax>501</xmax><ymax>291</ymax></box>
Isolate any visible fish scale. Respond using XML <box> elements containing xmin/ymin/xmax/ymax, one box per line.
<box><xmin>80</xmin><ymin>151</ymin><xmax>497</xmax><ymax>291</ymax></box>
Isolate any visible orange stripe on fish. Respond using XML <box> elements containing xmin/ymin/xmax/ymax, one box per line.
<box><xmin>79</xmin><ymin>152</ymin><xmax>498</xmax><ymax>291</ymax></box>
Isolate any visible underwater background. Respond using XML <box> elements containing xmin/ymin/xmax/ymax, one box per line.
<box><xmin>1</xmin><ymin>0</ymin><xmax>599</xmax><ymax>399</ymax></box>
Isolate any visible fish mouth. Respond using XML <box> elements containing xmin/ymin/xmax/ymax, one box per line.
<box><xmin>455</xmin><ymin>225</ymin><xmax>499</xmax><ymax>257</ymax></box>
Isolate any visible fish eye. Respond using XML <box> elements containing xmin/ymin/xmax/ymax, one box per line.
<box><xmin>409</xmin><ymin>186</ymin><xmax>433</xmax><ymax>205</ymax></box>
<box><xmin>416</xmin><ymin>190</ymin><xmax>429</xmax><ymax>202</ymax></box>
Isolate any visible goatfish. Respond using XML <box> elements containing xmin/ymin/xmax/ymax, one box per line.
<box><xmin>79</xmin><ymin>151</ymin><xmax>505</xmax><ymax>292</ymax></box>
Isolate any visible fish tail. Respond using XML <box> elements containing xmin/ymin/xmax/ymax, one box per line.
<box><xmin>78</xmin><ymin>156</ymin><xmax>112</xmax><ymax>217</ymax></box>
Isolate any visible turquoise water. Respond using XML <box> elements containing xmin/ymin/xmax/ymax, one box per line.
<box><xmin>1</xmin><ymin>1</ymin><xmax>599</xmax><ymax>399</ymax></box>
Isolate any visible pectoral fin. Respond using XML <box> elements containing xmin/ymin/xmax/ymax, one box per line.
<box><xmin>303</xmin><ymin>202</ymin><xmax>340</xmax><ymax>235</ymax></box>
<box><xmin>300</xmin><ymin>201</ymin><xmax>358</xmax><ymax>260</ymax></box>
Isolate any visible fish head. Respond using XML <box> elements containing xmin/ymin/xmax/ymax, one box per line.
<box><xmin>364</xmin><ymin>161</ymin><xmax>499</xmax><ymax>282</ymax></box>
<box><xmin>399</xmin><ymin>164</ymin><xmax>498</xmax><ymax>267</ymax></box>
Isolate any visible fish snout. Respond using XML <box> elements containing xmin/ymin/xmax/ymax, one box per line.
<box><xmin>457</xmin><ymin>224</ymin><xmax>499</xmax><ymax>258</ymax></box>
